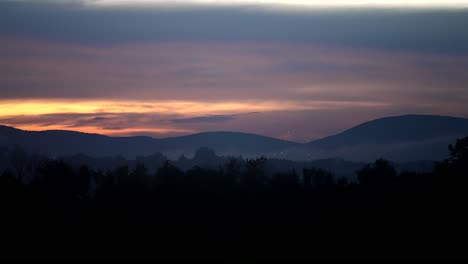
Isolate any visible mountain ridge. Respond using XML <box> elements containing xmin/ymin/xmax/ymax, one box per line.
<box><xmin>309</xmin><ymin>114</ymin><xmax>468</xmax><ymax>147</ymax></box>
<box><xmin>1</xmin><ymin>114</ymin><xmax>468</xmax><ymax>161</ymax></box>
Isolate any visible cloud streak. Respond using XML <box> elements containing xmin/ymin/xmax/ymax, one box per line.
<box><xmin>171</xmin><ymin>112</ymin><xmax>260</xmax><ymax>123</ymax></box>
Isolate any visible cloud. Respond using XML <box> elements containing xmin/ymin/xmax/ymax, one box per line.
<box><xmin>171</xmin><ymin>112</ymin><xmax>260</xmax><ymax>123</ymax></box>
<box><xmin>2</xmin><ymin>40</ymin><xmax>468</xmax><ymax>105</ymax></box>
<box><xmin>0</xmin><ymin>112</ymin><xmax>194</xmax><ymax>137</ymax></box>
<box><xmin>1</xmin><ymin>1</ymin><xmax>468</xmax><ymax>53</ymax></box>
<box><xmin>171</xmin><ymin>115</ymin><xmax>235</xmax><ymax>123</ymax></box>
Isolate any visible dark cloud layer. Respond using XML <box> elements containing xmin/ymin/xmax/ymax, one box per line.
<box><xmin>1</xmin><ymin>1</ymin><xmax>468</xmax><ymax>53</ymax></box>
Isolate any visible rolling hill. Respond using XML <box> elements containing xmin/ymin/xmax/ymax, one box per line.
<box><xmin>307</xmin><ymin>114</ymin><xmax>468</xmax><ymax>161</ymax></box>
<box><xmin>1</xmin><ymin>114</ymin><xmax>467</xmax><ymax>161</ymax></box>
<box><xmin>0</xmin><ymin>126</ymin><xmax>298</xmax><ymax>158</ymax></box>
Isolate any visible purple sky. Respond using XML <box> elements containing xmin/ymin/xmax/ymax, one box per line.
<box><xmin>1</xmin><ymin>1</ymin><xmax>468</xmax><ymax>142</ymax></box>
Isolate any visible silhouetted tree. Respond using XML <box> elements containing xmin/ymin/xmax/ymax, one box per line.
<box><xmin>223</xmin><ymin>157</ymin><xmax>242</xmax><ymax>184</ymax></box>
<box><xmin>302</xmin><ymin>167</ymin><xmax>335</xmax><ymax>188</ymax></box>
<box><xmin>156</xmin><ymin>161</ymin><xmax>184</xmax><ymax>186</ymax></box>
<box><xmin>185</xmin><ymin>166</ymin><xmax>226</xmax><ymax>202</ymax></box>
<box><xmin>128</xmin><ymin>163</ymin><xmax>150</xmax><ymax>193</ymax></box>
<box><xmin>356</xmin><ymin>159</ymin><xmax>397</xmax><ymax>186</ymax></box>
<box><xmin>34</xmin><ymin>160</ymin><xmax>90</xmax><ymax>201</ymax></box>
<box><xmin>77</xmin><ymin>165</ymin><xmax>92</xmax><ymax>199</ymax></box>
<box><xmin>242</xmin><ymin>156</ymin><xmax>267</xmax><ymax>186</ymax></box>
<box><xmin>9</xmin><ymin>145</ymin><xmax>28</xmax><ymax>182</ymax></box>
<box><xmin>435</xmin><ymin>136</ymin><xmax>468</xmax><ymax>189</ymax></box>
<box><xmin>0</xmin><ymin>170</ymin><xmax>23</xmax><ymax>200</ymax></box>
<box><xmin>448</xmin><ymin>136</ymin><xmax>468</xmax><ymax>163</ymax></box>
<box><xmin>26</xmin><ymin>151</ymin><xmax>43</xmax><ymax>182</ymax></box>
<box><xmin>94</xmin><ymin>169</ymin><xmax>118</xmax><ymax>200</ymax></box>
<box><xmin>336</xmin><ymin>177</ymin><xmax>349</xmax><ymax>186</ymax></box>
<box><xmin>270</xmin><ymin>170</ymin><xmax>299</xmax><ymax>190</ymax></box>
<box><xmin>114</xmin><ymin>165</ymin><xmax>129</xmax><ymax>184</ymax></box>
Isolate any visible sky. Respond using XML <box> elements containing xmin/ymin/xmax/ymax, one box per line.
<box><xmin>1</xmin><ymin>0</ymin><xmax>468</xmax><ymax>142</ymax></box>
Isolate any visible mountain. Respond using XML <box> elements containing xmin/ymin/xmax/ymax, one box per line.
<box><xmin>0</xmin><ymin>126</ymin><xmax>298</xmax><ymax>158</ymax></box>
<box><xmin>157</xmin><ymin>131</ymin><xmax>299</xmax><ymax>158</ymax></box>
<box><xmin>307</xmin><ymin>115</ymin><xmax>468</xmax><ymax>161</ymax></box>
<box><xmin>1</xmin><ymin>114</ymin><xmax>468</xmax><ymax>161</ymax></box>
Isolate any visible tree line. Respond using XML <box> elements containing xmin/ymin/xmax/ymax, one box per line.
<box><xmin>0</xmin><ymin>137</ymin><xmax>467</xmax><ymax>259</ymax></box>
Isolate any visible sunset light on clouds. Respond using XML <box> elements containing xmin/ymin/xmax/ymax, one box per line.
<box><xmin>1</xmin><ymin>0</ymin><xmax>468</xmax><ymax>141</ymax></box>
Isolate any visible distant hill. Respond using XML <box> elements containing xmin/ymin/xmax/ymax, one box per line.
<box><xmin>1</xmin><ymin>114</ymin><xmax>467</xmax><ymax>161</ymax></box>
<box><xmin>0</xmin><ymin>126</ymin><xmax>298</xmax><ymax>158</ymax></box>
<box><xmin>157</xmin><ymin>131</ymin><xmax>299</xmax><ymax>158</ymax></box>
<box><xmin>307</xmin><ymin>115</ymin><xmax>468</xmax><ymax>161</ymax></box>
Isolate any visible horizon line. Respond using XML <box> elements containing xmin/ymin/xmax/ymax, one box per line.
<box><xmin>1</xmin><ymin>113</ymin><xmax>466</xmax><ymax>143</ymax></box>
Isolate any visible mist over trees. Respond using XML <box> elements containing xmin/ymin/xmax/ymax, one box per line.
<box><xmin>0</xmin><ymin>137</ymin><xmax>468</xmax><ymax>259</ymax></box>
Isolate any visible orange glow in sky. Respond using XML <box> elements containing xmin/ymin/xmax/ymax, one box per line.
<box><xmin>0</xmin><ymin>99</ymin><xmax>389</xmax><ymax>137</ymax></box>
<box><xmin>0</xmin><ymin>99</ymin><xmax>387</xmax><ymax>116</ymax></box>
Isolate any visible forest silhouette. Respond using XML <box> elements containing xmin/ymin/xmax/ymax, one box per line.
<box><xmin>1</xmin><ymin>136</ymin><xmax>468</xmax><ymax>260</ymax></box>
